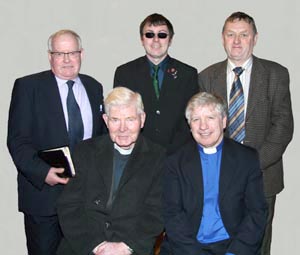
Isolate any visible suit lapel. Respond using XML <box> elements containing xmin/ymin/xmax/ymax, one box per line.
<box><xmin>184</xmin><ymin>142</ymin><xmax>204</xmax><ymax>208</ymax></box>
<box><xmin>246</xmin><ymin>56</ymin><xmax>267</xmax><ymax>120</ymax></box>
<box><xmin>219</xmin><ymin>139</ymin><xmax>238</xmax><ymax>202</ymax></box>
<box><xmin>210</xmin><ymin>60</ymin><xmax>227</xmax><ymax>100</ymax></box>
<box><xmin>94</xmin><ymin>136</ymin><xmax>114</xmax><ymax>195</ymax></box>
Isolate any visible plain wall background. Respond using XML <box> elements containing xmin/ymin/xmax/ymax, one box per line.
<box><xmin>0</xmin><ymin>1</ymin><xmax>298</xmax><ymax>254</ymax></box>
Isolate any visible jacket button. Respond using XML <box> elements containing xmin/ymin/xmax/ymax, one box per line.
<box><xmin>94</xmin><ymin>199</ymin><xmax>101</xmax><ymax>205</ymax></box>
<box><xmin>156</xmin><ymin>110</ymin><xmax>160</xmax><ymax>115</ymax></box>
<box><xmin>105</xmin><ymin>222</ymin><xmax>111</xmax><ymax>229</ymax></box>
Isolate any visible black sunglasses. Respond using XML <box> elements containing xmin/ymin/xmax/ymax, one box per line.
<box><xmin>144</xmin><ymin>32</ymin><xmax>169</xmax><ymax>39</ymax></box>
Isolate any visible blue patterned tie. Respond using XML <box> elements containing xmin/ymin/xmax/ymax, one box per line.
<box><xmin>152</xmin><ymin>65</ymin><xmax>160</xmax><ymax>99</ymax></box>
<box><xmin>228</xmin><ymin>67</ymin><xmax>245</xmax><ymax>143</ymax></box>
<box><xmin>66</xmin><ymin>80</ymin><xmax>84</xmax><ymax>151</ymax></box>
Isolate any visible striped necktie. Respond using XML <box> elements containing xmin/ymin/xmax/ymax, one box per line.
<box><xmin>228</xmin><ymin>67</ymin><xmax>245</xmax><ymax>143</ymax></box>
<box><xmin>152</xmin><ymin>65</ymin><xmax>160</xmax><ymax>99</ymax></box>
<box><xmin>66</xmin><ymin>80</ymin><xmax>84</xmax><ymax>151</ymax></box>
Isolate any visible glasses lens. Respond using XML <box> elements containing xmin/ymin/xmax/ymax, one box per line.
<box><xmin>145</xmin><ymin>32</ymin><xmax>155</xmax><ymax>38</ymax></box>
<box><xmin>157</xmin><ymin>33</ymin><xmax>168</xmax><ymax>39</ymax></box>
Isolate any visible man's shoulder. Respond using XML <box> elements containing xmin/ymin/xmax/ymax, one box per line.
<box><xmin>16</xmin><ymin>70</ymin><xmax>53</xmax><ymax>82</ymax></box>
<box><xmin>224</xmin><ymin>138</ymin><xmax>259</xmax><ymax>160</ymax></box>
<box><xmin>78</xmin><ymin>73</ymin><xmax>102</xmax><ymax>85</ymax></box>
<box><xmin>169</xmin><ymin>57</ymin><xmax>197</xmax><ymax>73</ymax></box>
<box><xmin>198</xmin><ymin>60</ymin><xmax>227</xmax><ymax>77</ymax></box>
<box><xmin>253</xmin><ymin>56</ymin><xmax>289</xmax><ymax>73</ymax></box>
<box><xmin>116</xmin><ymin>56</ymin><xmax>146</xmax><ymax>70</ymax></box>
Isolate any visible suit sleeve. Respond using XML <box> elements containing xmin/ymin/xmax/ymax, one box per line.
<box><xmin>57</xmin><ymin>145</ymin><xmax>105</xmax><ymax>255</ymax></box>
<box><xmin>258</xmin><ymin>67</ymin><xmax>293</xmax><ymax>170</ymax></box>
<box><xmin>227</xmin><ymin>151</ymin><xmax>268</xmax><ymax>254</ymax></box>
<box><xmin>113</xmin><ymin>66</ymin><xmax>127</xmax><ymax>88</ymax></box>
<box><xmin>7</xmin><ymin>79</ymin><xmax>50</xmax><ymax>190</ymax></box>
<box><xmin>163</xmin><ymin>157</ymin><xmax>200</xmax><ymax>255</ymax></box>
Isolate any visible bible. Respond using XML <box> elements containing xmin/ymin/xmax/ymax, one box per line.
<box><xmin>38</xmin><ymin>146</ymin><xmax>75</xmax><ymax>178</ymax></box>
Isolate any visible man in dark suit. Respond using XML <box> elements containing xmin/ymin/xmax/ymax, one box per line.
<box><xmin>56</xmin><ymin>87</ymin><xmax>165</xmax><ymax>255</ymax></box>
<box><xmin>163</xmin><ymin>92</ymin><xmax>267</xmax><ymax>255</ymax></box>
<box><xmin>198</xmin><ymin>12</ymin><xmax>294</xmax><ymax>255</ymax></box>
<box><xmin>7</xmin><ymin>29</ymin><xmax>105</xmax><ymax>255</ymax></box>
<box><xmin>114</xmin><ymin>13</ymin><xmax>198</xmax><ymax>155</ymax></box>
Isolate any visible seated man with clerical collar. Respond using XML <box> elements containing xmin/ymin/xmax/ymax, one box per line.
<box><xmin>56</xmin><ymin>87</ymin><xmax>165</xmax><ymax>255</ymax></box>
<box><xmin>163</xmin><ymin>92</ymin><xmax>267</xmax><ymax>255</ymax></box>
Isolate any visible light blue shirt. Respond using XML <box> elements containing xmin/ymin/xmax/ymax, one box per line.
<box><xmin>56</xmin><ymin>76</ymin><xmax>93</xmax><ymax>140</ymax></box>
<box><xmin>197</xmin><ymin>140</ymin><xmax>231</xmax><ymax>245</ymax></box>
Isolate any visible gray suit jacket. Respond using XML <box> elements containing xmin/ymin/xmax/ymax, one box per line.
<box><xmin>57</xmin><ymin>135</ymin><xmax>165</xmax><ymax>255</ymax></box>
<box><xmin>198</xmin><ymin>56</ymin><xmax>294</xmax><ymax>196</ymax></box>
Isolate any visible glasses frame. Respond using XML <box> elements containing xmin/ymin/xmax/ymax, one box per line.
<box><xmin>144</xmin><ymin>32</ymin><xmax>169</xmax><ymax>39</ymax></box>
<box><xmin>50</xmin><ymin>51</ymin><xmax>81</xmax><ymax>59</ymax></box>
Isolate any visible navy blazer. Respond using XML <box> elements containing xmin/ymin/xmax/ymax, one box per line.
<box><xmin>163</xmin><ymin>138</ymin><xmax>267</xmax><ymax>255</ymax></box>
<box><xmin>114</xmin><ymin>56</ymin><xmax>199</xmax><ymax>154</ymax></box>
<box><xmin>7</xmin><ymin>70</ymin><xmax>105</xmax><ymax>216</ymax></box>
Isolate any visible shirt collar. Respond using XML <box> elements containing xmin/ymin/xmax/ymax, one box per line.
<box><xmin>227</xmin><ymin>56</ymin><xmax>253</xmax><ymax>74</ymax></box>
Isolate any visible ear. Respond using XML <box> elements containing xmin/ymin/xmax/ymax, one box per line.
<box><xmin>80</xmin><ymin>48</ymin><xmax>84</xmax><ymax>59</ymax></box>
<box><xmin>254</xmin><ymin>33</ymin><xmax>258</xmax><ymax>46</ymax></box>
<box><xmin>140</xmin><ymin>112</ymin><xmax>146</xmax><ymax>129</ymax></box>
<box><xmin>222</xmin><ymin>116</ymin><xmax>227</xmax><ymax>129</ymax></box>
<box><xmin>103</xmin><ymin>114</ymin><xmax>108</xmax><ymax>127</ymax></box>
<box><xmin>47</xmin><ymin>51</ymin><xmax>52</xmax><ymax>62</ymax></box>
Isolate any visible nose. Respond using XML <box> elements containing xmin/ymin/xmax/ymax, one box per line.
<box><xmin>199</xmin><ymin>120</ymin><xmax>208</xmax><ymax>130</ymax></box>
<box><xmin>233</xmin><ymin>34</ymin><xmax>241</xmax><ymax>44</ymax></box>
<box><xmin>119</xmin><ymin>120</ymin><xmax>128</xmax><ymax>132</ymax></box>
<box><xmin>63</xmin><ymin>53</ymin><xmax>70</xmax><ymax>62</ymax></box>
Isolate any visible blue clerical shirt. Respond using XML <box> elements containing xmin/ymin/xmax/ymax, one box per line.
<box><xmin>196</xmin><ymin>141</ymin><xmax>234</xmax><ymax>255</ymax></box>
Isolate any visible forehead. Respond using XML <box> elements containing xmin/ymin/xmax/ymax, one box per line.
<box><xmin>224</xmin><ymin>19</ymin><xmax>254</xmax><ymax>33</ymax></box>
<box><xmin>191</xmin><ymin>104</ymin><xmax>220</xmax><ymax>116</ymax></box>
<box><xmin>143</xmin><ymin>23</ymin><xmax>169</xmax><ymax>32</ymax></box>
<box><xmin>109</xmin><ymin>104</ymin><xmax>138</xmax><ymax>117</ymax></box>
<box><xmin>52</xmin><ymin>34</ymin><xmax>79</xmax><ymax>49</ymax></box>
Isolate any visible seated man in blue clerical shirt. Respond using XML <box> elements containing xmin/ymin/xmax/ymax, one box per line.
<box><xmin>162</xmin><ymin>92</ymin><xmax>267</xmax><ymax>255</ymax></box>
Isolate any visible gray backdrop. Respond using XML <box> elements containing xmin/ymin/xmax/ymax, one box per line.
<box><xmin>1</xmin><ymin>0</ymin><xmax>299</xmax><ymax>254</ymax></box>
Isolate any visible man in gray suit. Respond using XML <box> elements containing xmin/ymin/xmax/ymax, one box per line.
<box><xmin>57</xmin><ymin>87</ymin><xmax>165</xmax><ymax>255</ymax></box>
<box><xmin>198</xmin><ymin>11</ymin><xmax>294</xmax><ymax>255</ymax></box>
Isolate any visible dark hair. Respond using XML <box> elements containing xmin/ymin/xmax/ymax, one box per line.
<box><xmin>139</xmin><ymin>13</ymin><xmax>174</xmax><ymax>39</ymax></box>
<box><xmin>222</xmin><ymin>11</ymin><xmax>257</xmax><ymax>34</ymax></box>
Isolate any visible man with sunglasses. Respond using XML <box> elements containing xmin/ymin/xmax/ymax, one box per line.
<box><xmin>7</xmin><ymin>29</ymin><xmax>105</xmax><ymax>255</ymax></box>
<box><xmin>114</xmin><ymin>13</ymin><xmax>199</xmax><ymax>155</ymax></box>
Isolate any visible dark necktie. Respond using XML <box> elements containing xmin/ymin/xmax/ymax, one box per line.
<box><xmin>228</xmin><ymin>67</ymin><xmax>245</xmax><ymax>143</ymax></box>
<box><xmin>152</xmin><ymin>65</ymin><xmax>160</xmax><ymax>99</ymax></box>
<box><xmin>66</xmin><ymin>80</ymin><xmax>84</xmax><ymax>151</ymax></box>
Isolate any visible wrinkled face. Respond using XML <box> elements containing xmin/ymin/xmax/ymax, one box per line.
<box><xmin>48</xmin><ymin>33</ymin><xmax>83</xmax><ymax>80</ymax></box>
<box><xmin>103</xmin><ymin>104</ymin><xmax>146</xmax><ymax>150</ymax></box>
<box><xmin>222</xmin><ymin>19</ymin><xmax>258</xmax><ymax>66</ymax></box>
<box><xmin>189</xmin><ymin>104</ymin><xmax>226</xmax><ymax>148</ymax></box>
<box><xmin>141</xmin><ymin>23</ymin><xmax>172</xmax><ymax>64</ymax></box>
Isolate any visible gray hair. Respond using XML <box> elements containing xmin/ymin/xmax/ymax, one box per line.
<box><xmin>47</xmin><ymin>29</ymin><xmax>82</xmax><ymax>51</ymax></box>
<box><xmin>185</xmin><ymin>92</ymin><xmax>227</xmax><ymax>123</ymax></box>
<box><xmin>104</xmin><ymin>87</ymin><xmax>144</xmax><ymax>116</ymax></box>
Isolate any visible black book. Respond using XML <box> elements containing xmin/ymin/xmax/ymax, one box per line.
<box><xmin>38</xmin><ymin>146</ymin><xmax>75</xmax><ymax>178</ymax></box>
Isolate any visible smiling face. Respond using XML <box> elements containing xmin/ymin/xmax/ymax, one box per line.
<box><xmin>222</xmin><ymin>19</ymin><xmax>258</xmax><ymax>66</ymax></box>
<box><xmin>141</xmin><ymin>23</ymin><xmax>172</xmax><ymax>64</ymax></box>
<box><xmin>48</xmin><ymin>33</ymin><xmax>83</xmax><ymax>80</ymax></box>
<box><xmin>189</xmin><ymin>104</ymin><xmax>226</xmax><ymax>148</ymax></box>
<box><xmin>103</xmin><ymin>103</ymin><xmax>145</xmax><ymax>150</ymax></box>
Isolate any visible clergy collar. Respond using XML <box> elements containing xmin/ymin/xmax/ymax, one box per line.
<box><xmin>114</xmin><ymin>143</ymin><xmax>133</xmax><ymax>155</ymax></box>
<box><xmin>197</xmin><ymin>139</ymin><xmax>224</xmax><ymax>154</ymax></box>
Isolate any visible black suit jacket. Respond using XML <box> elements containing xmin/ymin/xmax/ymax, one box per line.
<box><xmin>7</xmin><ymin>70</ymin><xmax>105</xmax><ymax>216</ymax></box>
<box><xmin>56</xmin><ymin>135</ymin><xmax>165</xmax><ymax>255</ymax></box>
<box><xmin>114</xmin><ymin>56</ymin><xmax>199</xmax><ymax>154</ymax></box>
<box><xmin>163</xmin><ymin>138</ymin><xmax>267</xmax><ymax>255</ymax></box>
<box><xmin>198</xmin><ymin>56</ymin><xmax>294</xmax><ymax>196</ymax></box>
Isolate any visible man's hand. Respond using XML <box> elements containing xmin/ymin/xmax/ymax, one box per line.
<box><xmin>45</xmin><ymin>167</ymin><xmax>69</xmax><ymax>186</ymax></box>
<box><xmin>95</xmin><ymin>242</ymin><xmax>132</xmax><ymax>255</ymax></box>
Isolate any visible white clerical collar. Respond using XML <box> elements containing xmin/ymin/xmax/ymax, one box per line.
<box><xmin>198</xmin><ymin>140</ymin><xmax>224</xmax><ymax>154</ymax></box>
<box><xmin>114</xmin><ymin>143</ymin><xmax>134</xmax><ymax>155</ymax></box>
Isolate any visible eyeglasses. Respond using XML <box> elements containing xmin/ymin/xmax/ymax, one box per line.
<box><xmin>144</xmin><ymin>32</ymin><xmax>169</xmax><ymax>39</ymax></box>
<box><xmin>50</xmin><ymin>51</ymin><xmax>81</xmax><ymax>59</ymax></box>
